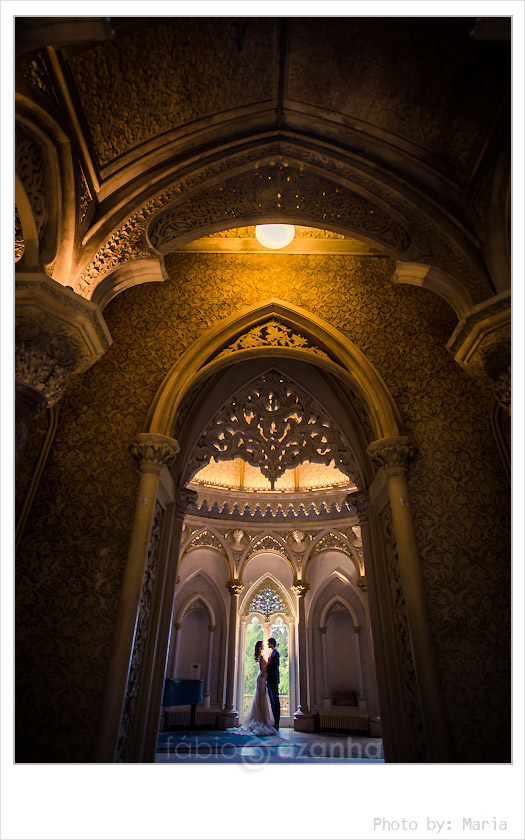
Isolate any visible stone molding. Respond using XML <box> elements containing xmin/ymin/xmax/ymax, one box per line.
<box><xmin>367</xmin><ymin>437</ymin><xmax>416</xmax><ymax>476</ymax></box>
<box><xmin>130</xmin><ymin>434</ymin><xmax>180</xmax><ymax>473</ymax></box>
<box><xmin>446</xmin><ymin>290</ymin><xmax>510</xmax><ymax>376</ymax></box>
<box><xmin>16</xmin><ymin>273</ymin><xmax>112</xmax><ymax>379</ymax></box>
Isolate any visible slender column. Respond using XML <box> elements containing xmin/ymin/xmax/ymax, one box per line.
<box><xmin>217</xmin><ymin>580</ymin><xmax>244</xmax><ymax>729</ymax></box>
<box><xmin>93</xmin><ymin>433</ymin><xmax>179</xmax><ymax>761</ymax></box>
<box><xmin>169</xmin><ymin>623</ymin><xmax>182</xmax><ymax>678</ymax></box>
<box><xmin>353</xmin><ymin>626</ymin><xmax>367</xmax><ymax>710</ymax></box>
<box><xmin>320</xmin><ymin>626</ymin><xmax>331</xmax><ymax>709</ymax></box>
<box><xmin>292</xmin><ymin>580</ymin><xmax>314</xmax><ymax>731</ymax></box>
<box><xmin>135</xmin><ymin>487</ymin><xmax>196</xmax><ymax>762</ymax></box>
<box><xmin>204</xmin><ymin>624</ymin><xmax>215</xmax><ymax>708</ymax></box>
<box><xmin>368</xmin><ymin>437</ymin><xmax>455</xmax><ymax>762</ymax></box>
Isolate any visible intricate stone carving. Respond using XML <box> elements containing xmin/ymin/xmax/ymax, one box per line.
<box><xmin>117</xmin><ymin>500</ymin><xmax>163</xmax><ymax>762</ymax></box>
<box><xmin>185</xmin><ymin>530</ymin><xmax>226</xmax><ymax>555</ymax></box>
<box><xmin>313</xmin><ymin>531</ymin><xmax>349</xmax><ymax>556</ymax></box>
<box><xmin>494</xmin><ymin>366</ymin><xmax>511</xmax><ymax>415</ymax></box>
<box><xmin>15</xmin><ymin>125</ymin><xmax>47</xmax><ymax>248</ymax></box>
<box><xmin>215</xmin><ymin>320</ymin><xmax>330</xmax><ymax>361</ymax></box>
<box><xmin>67</xmin><ymin>19</ymin><xmax>277</xmax><ymax>166</ymax></box>
<box><xmin>367</xmin><ymin>437</ymin><xmax>416</xmax><ymax>476</ymax></box>
<box><xmin>22</xmin><ymin>51</ymin><xmax>57</xmax><ymax>102</ymax></box>
<box><xmin>130</xmin><ymin>433</ymin><xmax>180</xmax><ymax>472</ymax></box>
<box><xmin>148</xmin><ymin>163</ymin><xmax>411</xmax><ymax>255</ymax></box>
<box><xmin>15</xmin><ymin>207</ymin><xmax>24</xmax><ymax>262</ymax></box>
<box><xmin>226</xmin><ymin>580</ymin><xmax>245</xmax><ymax>596</ymax></box>
<box><xmin>79</xmin><ymin>168</ymin><xmax>93</xmax><ymax>224</ymax></box>
<box><xmin>189</xmin><ymin>370</ymin><xmax>359</xmax><ymax>489</ymax></box>
<box><xmin>15</xmin><ymin>322</ymin><xmax>79</xmax><ymax>406</ymax></box>
<box><xmin>291</xmin><ymin>580</ymin><xmax>310</xmax><ymax>598</ymax></box>
<box><xmin>247</xmin><ymin>534</ymin><xmax>285</xmax><ymax>560</ymax></box>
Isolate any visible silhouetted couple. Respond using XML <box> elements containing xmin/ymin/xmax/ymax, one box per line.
<box><xmin>229</xmin><ymin>637</ymin><xmax>280</xmax><ymax>737</ymax></box>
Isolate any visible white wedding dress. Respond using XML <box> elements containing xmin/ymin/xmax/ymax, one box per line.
<box><xmin>228</xmin><ymin>655</ymin><xmax>277</xmax><ymax>737</ymax></box>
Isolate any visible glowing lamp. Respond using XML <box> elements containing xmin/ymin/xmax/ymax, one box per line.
<box><xmin>255</xmin><ymin>224</ymin><xmax>295</xmax><ymax>249</ymax></box>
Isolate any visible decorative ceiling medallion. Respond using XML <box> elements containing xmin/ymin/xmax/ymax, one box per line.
<box><xmin>215</xmin><ymin>320</ymin><xmax>330</xmax><ymax>361</ymax></box>
<box><xmin>189</xmin><ymin>370</ymin><xmax>358</xmax><ymax>489</ymax></box>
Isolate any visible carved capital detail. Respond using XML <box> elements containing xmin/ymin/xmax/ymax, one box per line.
<box><xmin>15</xmin><ymin>329</ymin><xmax>78</xmax><ymax>406</ymax></box>
<box><xmin>349</xmin><ymin>492</ymin><xmax>369</xmax><ymax>524</ymax></box>
<box><xmin>130</xmin><ymin>434</ymin><xmax>180</xmax><ymax>473</ymax></box>
<box><xmin>291</xmin><ymin>580</ymin><xmax>310</xmax><ymax>598</ymax></box>
<box><xmin>174</xmin><ymin>487</ymin><xmax>198</xmax><ymax>515</ymax></box>
<box><xmin>226</xmin><ymin>580</ymin><xmax>245</xmax><ymax>596</ymax></box>
<box><xmin>367</xmin><ymin>437</ymin><xmax>416</xmax><ymax>476</ymax></box>
<box><xmin>446</xmin><ymin>291</ymin><xmax>511</xmax><ymax>386</ymax></box>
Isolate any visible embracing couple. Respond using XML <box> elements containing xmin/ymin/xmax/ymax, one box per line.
<box><xmin>230</xmin><ymin>638</ymin><xmax>280</xmax><ymax>737</ymax></box>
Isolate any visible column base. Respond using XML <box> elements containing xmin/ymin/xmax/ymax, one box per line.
<box><xmin>217</xmin><ymin>709</ymin><xmax>239</xmax><ymax>730</ymax></box>
<box><xmin>293</xmin><ymin>709</ymin><xmax>315</xmax><ymax>732</ymax></box>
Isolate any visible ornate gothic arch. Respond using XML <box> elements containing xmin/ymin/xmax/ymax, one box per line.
<box><xmin>146</xmin><ymin>299</ymin><xmax>405</xmax><ymax>448</ymax></box>
<box><xmin>239</xmin><ymin>534</ymin><xmax>294</xmax><ymax>580</ymax></box>
<box><xmin>304</xmin><ymin>530</ymin><xmax>361</xmax><ymax>578</ymax></box>
<box><xmin>240</xmin><ymin>573</ymin><xmax>296</xmax><ymax>621</ymax></box>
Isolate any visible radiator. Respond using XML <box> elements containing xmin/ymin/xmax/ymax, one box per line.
<box><xmin>164</xmin><ymin>708</ymin><xmax>217</xmax><ymax>728</ymax></box>
<box><xmin>318</xmin><ymin>711</ymin><xmax>369</xmax><ymax>733</ymax></box>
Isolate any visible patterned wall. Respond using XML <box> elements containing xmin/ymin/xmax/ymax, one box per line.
<box><xmin>16</xmin><ymin>253</ymin><xmax>510</xmax><ymax>761</ymax></box>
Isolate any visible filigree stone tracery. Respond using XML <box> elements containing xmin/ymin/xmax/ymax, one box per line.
<box><xmin>248</xmin><ymin>585</ymin><xmax>287</xmax><ymax>618</ymax></box>
<box><xmin>215</xmin><ymin>320</ymin><xmax>330</xmax><ymax>361</ymax></box>
<box><xmin>189</xmin><ymin>371</ymin><xmax>359</xmax><ymax>489</ymax></box>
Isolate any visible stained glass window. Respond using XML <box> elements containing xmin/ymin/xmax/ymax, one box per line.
<box><xmin>249</xmin><ymin>585</ymin><xmax>285</xmax><ymax>618</ymax></box>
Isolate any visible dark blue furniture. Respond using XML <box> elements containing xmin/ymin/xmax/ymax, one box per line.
<box><xmin>162</xmin><ymin>678</ymin><xmax>204</xmax><ymax>729</ymax></box>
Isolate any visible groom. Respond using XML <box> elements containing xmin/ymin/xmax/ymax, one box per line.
<box><xmin>266</xmin><ymin>637</ymin><xmax>280</xmax><ymax>730</ymax></box>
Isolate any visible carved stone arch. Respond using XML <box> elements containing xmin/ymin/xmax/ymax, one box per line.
<box><xmin>180</xmin><ymin>527</ymin><xmax>232</xmax><ymax>572</ymax></box>
<box><xmin>308</xmin><ymin>570</ymin><xmax>362</xmax><ymax>626</ymax></box>
<box><xmin>239</xmin><ymin>533</ymin><xmax>294</xmax><ymax>580</ymax></box>
<box><xmin>14</xmin><ymin>95</ymin><xmax>79</xmax><ymax>281</ymax></box>
<box><xmin>304</xmin><ymin>530</ymin><xmax>360</xmax><ymax>578</ymax></box>
<box><xmin>146</xmin><ymin>299</ymin><xmax>405</xmax><ymax>447</ymax></box>
<box><xmin>173</xmin><ymin>568</ymin><xmax>226</xmax><ymax>628</ymax></box>
<box><xmin>391</xmin><ymin>261</ymin><xmax>473</xmax><ymax>320</ymax></box>
<box><xmin>240</xmin><ymin>573</ymin><xmax>296</xmax><ymax>621</ymax></box>
<box><xmin>178</xmin><ymin>594</ymin><xmax>215</xmax><ymax>628</ymax></box>
<box><xmin>320</xmin><ymin>595</ymin><xmax>359</xmax><ymax>632</ymax></box>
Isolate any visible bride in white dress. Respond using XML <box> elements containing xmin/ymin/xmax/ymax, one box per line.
<box><xmin>228</xmin><ymin>641</ymin><xmax>277</xmax><ymax>736</ymax></box>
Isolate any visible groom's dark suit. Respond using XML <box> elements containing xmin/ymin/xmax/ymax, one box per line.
<box><xmin>266</xmin><ymin>647</ymin><xmax>280</xmax><ymax>729</ymax></box>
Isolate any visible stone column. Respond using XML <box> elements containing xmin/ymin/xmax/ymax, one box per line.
<box><xmin>292</xmin><ymin>580</ymin><xmax>314</xmax><ymax>732</ymax></box>
<box><xmin>93</xmin><ymin>433</ymin><xmax>179</xmax><ymax>762</ymax></box>
<box><xmin>168</xmin><ymin>622</ymin><xmax>182</xmax><ymax>678</ymax></box>
<box><xmin>353</xmin><ymin>626</ymin><xmax>367</xmax><ymax>710</ymax></box>
<box><xmin>367</xmin><ymin>437</ymin><xmax>455</xmax><ymax>762</ymax></box>
<box><xmin>204</xmin><ymin>624</ymin><xmax>215</xmax><ymax>709</ymax></box>
<box><xmin>217</xmin><ymin>580</ymin><xmax>244</xmax><ymax>729</ymax></box>
<box><xmin>320</xmin><ymin>626</ymin><xmax>331</xmax><ymax>709</ymax></box>
<box><xmin>15</xmin><ymin>272</ymin><xmax>111</xmax><ymax>463</ymax></box>
<box><xmin>138</xmin><ymin>487</ymin><xmax>197</xmax><ymax>761</ymax></box>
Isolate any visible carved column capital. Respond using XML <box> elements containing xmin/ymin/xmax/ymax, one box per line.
<box><xmin>226</xmin><ymin>580</ymin><xmax>244</xmax><ymax>597</ymax></box>
<box><xmin>209</xmin><ymin>624</ymin><xmax>216</xmax><ymax>632</ymax></box>
<box><xmin>15</xmin><ymin>272</ymin><xmax>112</xmax><ymax>405</ymax></box>
<box><xmin>130</xmin><ymin>433</ymin><xmax>180</xmax><ymax>474</ymax></box>
<box><xmin>367</xmin><ymin>437</ymin><xmax>416</xmax><ymax>477</ymax></box>
<box><xmin>319</xmin><ymin>626</ymin><xmax>327</xmax><ymax>635</ymax></box>
<box><xmin>291</xmin><ymin>580</ymin><xmax>310</xmax><ymax>598</ymax></box>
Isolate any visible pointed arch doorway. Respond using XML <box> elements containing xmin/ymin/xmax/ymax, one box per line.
<box><xmin>96</xmin><ymin>299</ymin><xmax>454</xmax><ymax>764</ymax></box>
<box><xmin>238</xmin><ymin>575</ymin><xmax>296</xmax><ymax>728</ymax></box>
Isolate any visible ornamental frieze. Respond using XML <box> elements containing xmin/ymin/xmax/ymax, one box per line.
<box><xmin>215</xmin><ymin>320</ymin><xmax>330</xmax><ymax>362</ymax></box>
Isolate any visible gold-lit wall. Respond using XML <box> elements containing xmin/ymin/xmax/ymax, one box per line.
<box><xmin>16</xmin><ymin>254</ymin><xmax>510</xmax><ymax>761</ymax></box>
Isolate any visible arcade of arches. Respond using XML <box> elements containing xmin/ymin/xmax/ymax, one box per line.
<box><xmin>14</xmin><ymin>16</ymin><xmax>511</xmax><ymax>763</ymax></box>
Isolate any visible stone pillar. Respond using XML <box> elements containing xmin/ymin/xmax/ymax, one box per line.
<box><xmin>320</xmin><ymin>626</ymin><xmax>331</xmax><ymax>709</ymax></box>
<box><xmin>168</xmin><ymin>622</ymin><xmax>182</xmax><ymax>678</ymax></box>
<box><xmin>15</xmin><ymin>272</ymin><xmax>111</xmax><ymax>463</ymax></box>
<box><xmin>367</xmin><ymin>437</ymin><xmax>455</xmax><ymax>762</ymax></box>
<box><xmin>217</xmin><ymin>580</ymin><xmax>244</xmax><ymax>729</ymax></box>
<box><xmin>204</xmin><ymin>624</ymin><xmax>215</xmax><ymax>709</ymax></box>
<box><xmin>93</xmin><ymin>433</ymin><xmax>179</xmax><ymax>762</ymax></box>
<box><xmin>138</xmin><ymin>487</ymin><xmax>197</xmax><ymax>761</ymax></box>
<box><xmin>292</xmin><ymin>580</ymin><xmax>314</xmax><ymax>732</ymax></box>
<box><xmin>353</xmin><ymin>626</ymin><xmax>367</xmax><ymax>710</ymax></box>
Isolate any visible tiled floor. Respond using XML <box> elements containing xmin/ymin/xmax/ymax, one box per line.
<box><xmin>155</xmin><ymin>727</ymin><xmax>384</xmax><ymax>763</ymax></box>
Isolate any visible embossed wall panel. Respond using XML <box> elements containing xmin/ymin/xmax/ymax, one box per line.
<box><xmin>16</xmin><ymin>252</ymin><xmax>509</xmax><ymax>761</ymax></box>
<box><xmin>67</xmin><ymin>19</ymin><xmax>278</xmax><ymax>167</ymax></box>
<box><xmin>287</xmin><ymin>18</ymin><xmax>509</xmax><ymax>173</ymax></box>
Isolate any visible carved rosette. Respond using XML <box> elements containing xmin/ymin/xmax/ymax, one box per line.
<box><xmin>130</xmin><ymin>433</ymin><xmax>180</xmax><ymax>474</ymax></box>
<box><xmin>291</xmin><ymin>580</ymin><xmax>310</xmax><ymax>598</ymax></box>
<box><xmin>367</xmin><ymin>437</ymin><xmax>416</xmax><ymax>477</ymax></box>
<box><xmin>226</xmin><ymin>580</ymin><xmax>245</xmax><ymax>597</ymax></box>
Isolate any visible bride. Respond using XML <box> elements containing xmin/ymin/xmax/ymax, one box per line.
<box><xmin>228</xmin><ymin>641</ymin><xmax>277</xmax><ymax>736</ymax></box>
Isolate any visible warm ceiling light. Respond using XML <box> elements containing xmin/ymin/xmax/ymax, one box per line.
<box><xmin>255</xmin><ymin>224</ymin><xmax>295</xmax><ymax>249</ymax></box>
